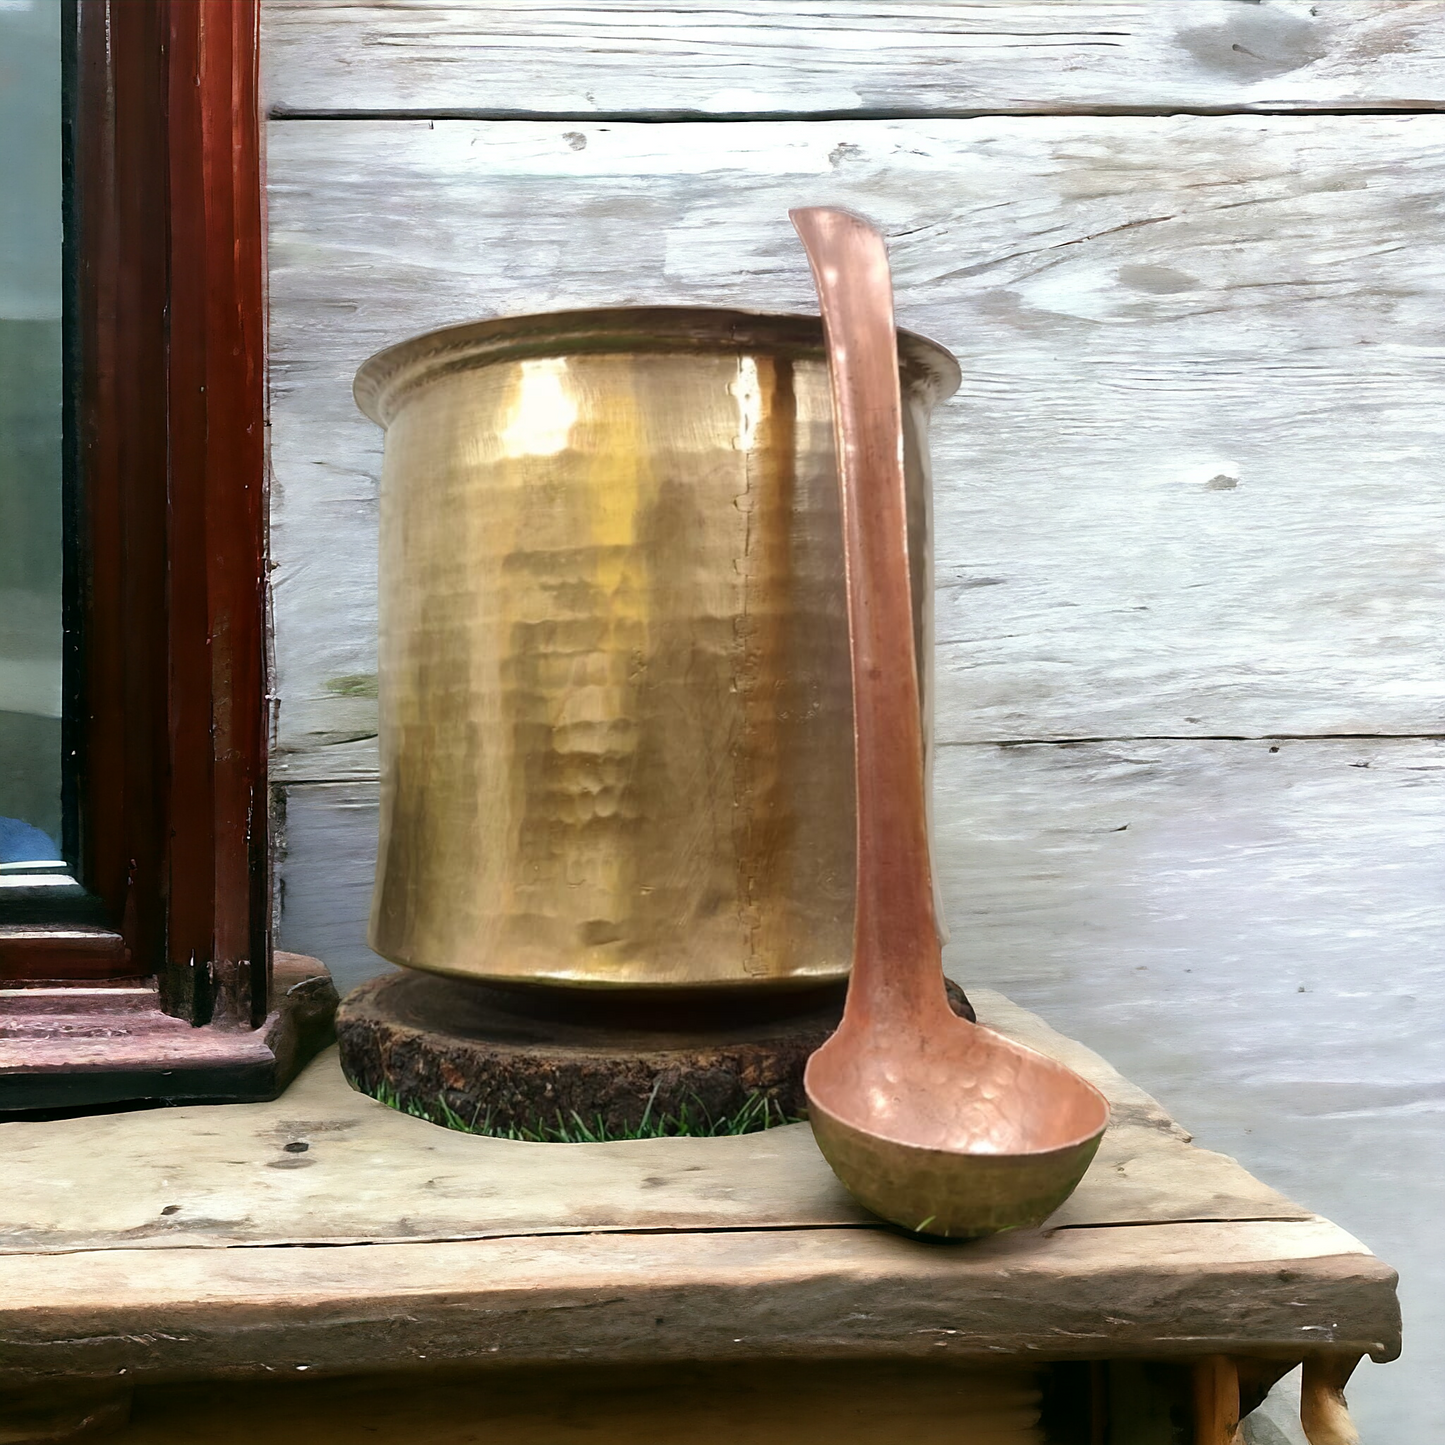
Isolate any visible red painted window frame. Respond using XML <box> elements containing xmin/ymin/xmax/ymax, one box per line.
<box><xmin>1</xmin><ymin>0</ymin><xmax>269</xmax><ymax>1030</ymax></box>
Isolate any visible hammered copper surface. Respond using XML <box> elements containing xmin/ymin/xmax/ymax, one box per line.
<box><xmin>355</xmin><ymin>309</ymin><xmax>958</xmax><ymax>990</ymax></box>
<box><xmin>806</xmin><ymin>1033</ymin><xmax>1108</xmax><ymax>1237</ymax></box>
<box><xmin>794</xmin><ymin>207</ymin><xmax>1108</xmax><ymax>1237</ymax></box>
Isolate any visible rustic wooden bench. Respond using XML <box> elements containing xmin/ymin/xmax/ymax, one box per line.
<box><xmin>1</xmin><ymin>987</ymin><xmax>1397</xmax><ymax>1443</ymax></box>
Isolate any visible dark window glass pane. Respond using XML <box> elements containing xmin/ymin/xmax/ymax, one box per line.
<box><xmin>0</xmin><ymin>0</ymin><xmax>64</xmax><ymax>864</ymax></box>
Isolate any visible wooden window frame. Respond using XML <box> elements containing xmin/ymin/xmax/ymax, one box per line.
<box><xmin>1</xmin><ymin>0</ymin><xmax>334</xmax><ymax>1110</ymax></box>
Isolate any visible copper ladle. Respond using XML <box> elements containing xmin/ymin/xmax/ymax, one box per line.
<box><xmin>792</xmin><ymin>206</ymin><xmax>1109</xmax><ymax>1238</ymax></box>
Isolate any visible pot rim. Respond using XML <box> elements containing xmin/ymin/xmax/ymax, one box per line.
<box><xmin>354</xmin><ymin>305</ymin><xmax>961</xmax><ymax>427</ymax></box>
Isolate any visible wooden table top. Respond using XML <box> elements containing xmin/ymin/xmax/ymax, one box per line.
<box><xmin>0</xmin><ymin>990</ymin><xmax>1399</xmax><ymax>1388</ymax></box>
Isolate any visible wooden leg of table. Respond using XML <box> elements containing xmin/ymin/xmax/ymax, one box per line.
<box><xmin>1193</xmin><ymin>1355</ymin><xmax>1241</xmax><ymax>1445</ymax></box>
<box><xmin>1300</xmin><ymin>1354</ymin><xmax>1363</xmax><ymax>1445</ymax></box>
<box><xmin>1087</xmin><ymin>1360</ymin><xmax>1107</xmax><ymax>1445</ymax></box>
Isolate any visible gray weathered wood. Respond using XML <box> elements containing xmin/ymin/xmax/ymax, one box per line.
<box><xmin>261</xmin><ymin>1</ymin><xmax>1445</xmax><ymax>118</ymax></box>
<box><xmin>0</xmin><ymin>991</ymin><xmax>1310</xmax><ymax>1255</ymax></box>
<box><xmin>281</xmin><ymin>740</ymin><xmax>1445</xmax><ymax>1163</ymax></box>
<box><xmin>931</xmin><ymin>734</ymin><xmax>1445</xmax><ymax>1440</ymax></box>
<box><xmin>277</xmin><ymin>736</ymin><xmax>1442</xmax><ymax>1433</ymax></box>
<box><xmin>267</xmin><ymin>114</ymin><xmax>1445</xmax><ymax>762</ymax></box>
<box><xmin>257</xmin><ymin>28</ymin><xmax>1444</xmax><ymax>1437</ymax></box>
<box><xmin>0</xmin><ymin>1216</ymin><xmax>1397</xmax><ymax>1388</ymax></box>
<box><xmin>282</xmin><ymin>738</ymin><xmax>1445</xmax><ymax>1111</ymax></box>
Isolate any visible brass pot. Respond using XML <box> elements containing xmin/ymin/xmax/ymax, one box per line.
<box><xmin>355</xmin><ymin>308</ymin><xmax>958</xmax><ymax>992</ymax></box>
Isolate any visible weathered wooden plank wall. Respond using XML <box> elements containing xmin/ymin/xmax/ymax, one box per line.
<box><xmin>261</xmin><ymin>6</ymin><xmax>1445</xmax><ymax>1440</ymax></box>
<box><xmin>264</xmin><ymin>0</ymin><xmax>1445</xmax><ymax>116</ymax></box>
<box><xmin>267</xmin><ymin>115</ymin><xmax>1445</xmax><ymax>760</ymax></box>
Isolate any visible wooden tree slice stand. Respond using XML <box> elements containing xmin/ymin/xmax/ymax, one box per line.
<box><xmin>337</xmin><ymin>969</ymin><xmax>973</xmax><ymax>1134</ymax></box>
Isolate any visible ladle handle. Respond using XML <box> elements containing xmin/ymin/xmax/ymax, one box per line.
<box><xmin>791</xmin><ymin>207</ymin><xmax>944</xmax><ymax>1019</ymax></box>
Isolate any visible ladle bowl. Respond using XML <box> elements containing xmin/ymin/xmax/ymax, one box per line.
<box><xmin>792</xmin><ymin>205</ymin><xmax>1109</xmax><ymax>1239</ymax></box>
<box><xmin>806</xmin><ymin>1013</ymin><xmax>1109</xmax><ymax>1237</ymax></box>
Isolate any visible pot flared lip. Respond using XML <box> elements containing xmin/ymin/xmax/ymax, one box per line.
<box><xmin>353</xmin><ymin>305</ymin><xmax>961</xmax><ymax>427</ymax></box>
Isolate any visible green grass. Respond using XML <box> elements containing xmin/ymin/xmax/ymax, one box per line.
<box><xmin>366</xmin><ymin>1078</ymin><xmax>802</xmax><ymax>1141</ymax></box>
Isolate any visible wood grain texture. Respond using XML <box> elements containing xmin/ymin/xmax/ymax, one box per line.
<box><xmin>0</xmin><ymin>1219</ymin><xmax>1396</xmax><ymax>1390</ymax></box>
<box><xmin>0</xmin><ymin>991</ymin><xmax>1309</xmax><ymax>1255</ymax></box>
<box><xmin>162</xmin><ymin>0</ymin><xmax>271</xmax><ymax>1027</ymax></box>
<box><xmin>91</xmin><ymin>1362</ymin><xmax>1049</xmax><ymax>1445</ymax></box>
<box><xmin>932</xmin><ymin>736</ymin><xmax>1444</xmax><ymax>1441</ymax></box>
<box><xmin>87</xmin><ymin>1364</ymin><xmax>1051</xmax><ymax>1445</ymax></box>
<box><xmin>277</xmin><ymin>739</ymin><xmax>1443</xmax><ymax>1430</ymax></box>
<box><xmin>259</xmin><ymin>40</ymin><xmax>1441</xmax><ymax>1439</ymax></box>
<box><xmin>260</xmin><ymin>1</ymin><xmax>1445</xmax><ymax>118</ymax></box>
<box><xmin>1300</xmin><ymin>1354</ymin><xmax>1363</xmax><ymax>1445</ymax></box>
<box><xmin>1195</xmin><ymin>1355</ymin><xmax>1243</xmax><ymax>1445</ymax></box>
<box><xmin>266</xmin><ymin>115</ymin><xmax>1445</xmax><ymax>763</ymax></box>
<box><xmin>54</xmin><ymin>2</ymin><xmax>272</xmax><ymax>1026</ymax></box>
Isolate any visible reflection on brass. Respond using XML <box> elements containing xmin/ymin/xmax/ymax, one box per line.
<box><xmin>793</xmin><ymin>207</ymin><xmax>1107</xmax><ymax>1236</ymax></box>
<box><xmin>355</xmin><ymin>309</ymin><xmax>958</xmax><ymax>991</ymax></box>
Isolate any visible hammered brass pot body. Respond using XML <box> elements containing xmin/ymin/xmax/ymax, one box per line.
<box><xmin>355</xmin><ymin>309</ymin><xmax>959</xmax><ymax>991</ymax></box>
